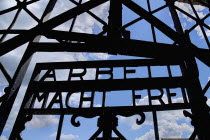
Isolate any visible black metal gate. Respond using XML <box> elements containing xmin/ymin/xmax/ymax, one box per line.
<box><xmin>1</xmin><ymin>0</ymin><xmax>210</xmax><ymax>139</ymax></box>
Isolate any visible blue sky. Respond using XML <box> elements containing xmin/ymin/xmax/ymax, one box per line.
<box><xmin>1</xmin><ymin>0</ymin><xmax>210</xmax><ymax>140</ymax></box>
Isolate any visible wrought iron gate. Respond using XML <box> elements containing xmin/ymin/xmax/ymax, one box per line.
<box><xmin>1</xmin><ymin>0</ymin><xmax>210</xmax><ymax>139</ymax></box>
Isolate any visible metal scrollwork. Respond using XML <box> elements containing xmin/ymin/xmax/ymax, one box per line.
<box><xmin>70</xmin><ymin>109</ymin><xmax>146</xmax><ymax>140</ymax></box>
<box><xmin>136</xmin><ymin>112</ymin><xmax>146</xmax><ymax>125</ymax></box>
<box><xmin>119</xmin><ymin>111</ymin><xmax>146</xmax><ymax>125</ymax></box>
<box><xmin>14</xmin><ymin>114</ymin><xmax>33</xmax><ymax>139</ymax></box>
<box><xmin>71</xmin><ymin>115</ymin><xmax>80</xmax><ymax>127</ymax></box>
<box><xmin>183</xmin><ymin>110</ymin><xmax>197</xmax><ymax>140</ymax></box>
<box><xmin>70</xmin><ymin>112</ymin><xmax>99</xmax><ymax>127</ymax></box>
<box><xmin>0</xmin><ymin>87</ymin><xmax>10</xmax><ymax>104</ymax></box>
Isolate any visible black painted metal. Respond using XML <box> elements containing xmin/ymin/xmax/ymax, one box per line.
<box><xmin>0</xmin><ymin>0</ymin><xmax>58</xmax><ymax>135</ymax></box>
<box><xmin>1</xmin><ymin>0</ymin><xmax>210</xmax><ymax>139</ymax></box>
<box><xmin>168</xmin><ymin>1</ymin><xmax>210</xmax><ymax>139</ymax></box>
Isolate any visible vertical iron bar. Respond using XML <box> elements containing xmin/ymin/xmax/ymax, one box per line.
<box><xmin>132</xmin><ymin>90</ymin><xmax>136</xmax><ymax>106</ymax></box>
<box><xmin>107</xmin><ymin>0</ymin><xmax>122</xmax><ymax>38</ymax></box>
<box><xmin>79</xmin><ymin>91</ymin><xmax>84</xmax><ymax>108</ymax></box>
<box><xmin>168</xmin><ymin>0</ymin><xmax>210</xmax><ymax>139</ymax></box>
<box><xmin>166</xmin><ymin>66</ymin><xmax>172</xmax><ymax>104</ymax></box>
<box><xmin>102</xmin><ymin>91</ymin><xmax>106</xmax><ymax>107</ymax></box>
<box><xmin>152</xmin><ymin>111</ymin><xmax>159</xmax><ymax>140</ymax></box>
<box><xmin>185</xmin><ymin>31</ymin><xmax>210</xmax><ymax>140</ymax></box>
<box><xmin>69</xmin><ymin>0</ymin><xmax>83</xmax><ymax>33</ymax></box>
<box><xmin>147</xmin><ymin>1</ymin><xmax>160</xmax><ymax>138</ymax></box>
<box><xmin>148</xmin><ymin>63</ymin><xmax>159</xmax><ymax>140</ymax></box>
<box><xmin>56</xmin><ymin>114</ymin><xmax>64</xmax><ymax>140</ymax></box>
<box><xmin>91</xmin><ymin>91</ymin><xmax>95</xmax><ymax>108</ymax></box>
<box><xmin>102</xmin><ymin>112</ymin><xmax>113</xmax><ymax>139</ymax></box>
<box><xmin>100</xmin><ymin>1</ymin><xmax>122</xmax><ymax>138</ymax></box>
<box><xmin>147</xmin><ymin>0</ymin><xmax>157</xmax><ymax>43</ymax></box>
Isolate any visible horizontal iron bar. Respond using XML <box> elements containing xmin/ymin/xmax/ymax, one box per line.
<box><xmin>0</xmin><ymin>0</ymin><xmax>108</xmax><ymax>56</ymax></box>
<box><xmin>38</xmin><ymin>31</ymin><xmax>210</xmax><ymax>61</ymax></box>
<box><xmin>23</xmin><ymin>103</ymin><xmax>191</xmax><ymax>114</ymax></box>
<box><xmin>0</xmin><ymin>0</ymin><xmax>40</xmax><ymax>15</ymax></box>
<box><xmin>34</xmin><ymin>59</ymin><xmax>182</xmax><ymax>70</ymax></box>
<box><xmin>31</xmin><ymin>77</ymin><xmax>187</xmax><ymax>92</ymax></box>
<box><xmin>120</xmin><ymin>0</ymin><xmax>210</xmax><ymax>67</ymax></box>
<box><xmin>0</xmin><ymin>30</ymin><xmax>27</xmax><ymax>34</ymax></box>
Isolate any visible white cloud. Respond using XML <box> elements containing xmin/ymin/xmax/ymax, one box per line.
<box><xmin>205</xmin><ymin>24</ymin><xmax>210</xmax><ymax>37</ymax></box>
<box><xmin>0</xmin><ymin>0</ymin><xmax>110</xmax><ymax>133</ymax></box>
<box><xmin>175</xmin><ymin>2</ymin><xmax>206</xmax><ymax>21</ymax></box>
<box><xmin>72</xmin><ymin>1</ymin><xmax>109</xmax><ymax>34</ymax></box>
<box><xmin>193</xmin><ymin>25</ymin><xmax>210</xmax><ymax>38</ymax></box>
<box><xmin>182</xmin><ymin>22</ymin><xmax>187</xmax><ymax>30</ymax></box>
<box><xmin>120</xmin><ymin>95</ymin><xmax>192</xmax><ymax>139</ymax></box>
<box><xmin>89</xmin><ymin>53</ymin><xmax>111</xmax><ymax>60</ymax></box>
<box><xmin>0</xmin><ymin>90</ymin><xmax>3</xmax><ymax>97</ymax></box>
<box><xmin>159</xmin><ymin>120</ymin><xmax>193</xmax><ymax>138</ymax></box>
<box><xmin>175</xmin><ymin>2</ymin><xmax>210</xmax><ymax>38</ymax></box>
<box><xmin>195</xmin><ymin>26</ymin><xmax>204</xmax><ymax>38</ymax></box>
<box><xmin>207</xmin><ymin>99</ymin><xmax>210</xmax><ymax>106</ymax></box>
<box><xmin>68</xmin><ymin>93</ymin><xmax>82</xmax><ymax>107</ymax></box>
<box><xmin>50</xmin><ymin>132</ymin><xmax>79</xmax><ymax>139</ymax></box>
<box><xmin>135</xmin><ymin>129</ymin><xmax>154</xmax><ymax>140</ymax></box>
<box><xmin>0</xmin><ymin>0</ymin><xmax>16</xmax><ymax>11</ymax></box>
<box><xmin>0</xmin><ymin>135</ymin><xmax>8</xmax><ymax>140</ymax></box>
<box><xmin>120</xmin><ymin>108</ymin><xmax>189</xmax><ymax>131</ymax></box>
<box><xmin>67</xmin><ymin>92</ymin><xmax>98</xmax><ymax>107</ymax></box>
<box><xmin>135</xmin><ymin>121</ymin><xmax>193</xmax><ymax>140</ymax></box>
<box><xmin>0</xmin><ymin>0</ymin><xmax>110</xmax><ymax>84</ymax></box>
<box><xmin>26</xmin><ymin>115</ymin><xmax>59</xmax><ymax>129</ymax></box>
<box><xmin>120</xmin><ymin>115</ymin><xmax>144</xmax><ymax>130</ymax></box>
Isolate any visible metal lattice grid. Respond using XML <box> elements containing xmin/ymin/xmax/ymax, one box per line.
<box><xmin>0</xmin><ymin>0</ymin><xmax>210</xmax><ymax>139</ymax></box>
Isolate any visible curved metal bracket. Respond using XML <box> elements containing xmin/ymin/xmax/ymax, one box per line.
<box><xmin>119</xmin><ymin>111</ymin><xmax>146</xmax><ymax>125</ymax></box>
<box><xmin>70</xmin><ymin>112</ymin><xmax>99</xmax><ymax>127</ymax></box>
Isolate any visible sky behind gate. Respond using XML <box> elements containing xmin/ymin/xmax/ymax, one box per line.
<box><xmin>0</xmin><ymin>0</ymin><xmax>210</xmax><ymax>140</ymax></box>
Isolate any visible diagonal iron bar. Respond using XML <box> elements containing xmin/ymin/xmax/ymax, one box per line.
<box><xmin>121</xmin><ymin>0</ymin><xmax>210</xmax><ymax>67</ymax></box>
<box><xmin>0</xmin><ymin>0</ymin><xmax>108</xmax><ymax>56</ymax></box>
<box><xmin>0</xmin><ymin>62</ymin><xmax>11</xmax><ymax>83</ymax></box>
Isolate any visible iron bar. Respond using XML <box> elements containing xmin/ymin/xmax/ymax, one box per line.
<box><xmin>30</xmin><ymin>77</ymin><xmax>187</xmax><ymax>92</ymax></box>
<box><xmin>0</xmin><ymin>0</ymin><xmax>58</xmax><ymax>135</ymax></box>
<box><xmin>56</xmin><ymin>114</ymin><xmax>64</xmax><ymax>140</ymax></box>
<box><xmin>34</xmin><ymin>59</ymin><xmax>182</xmax><ymax>69</ymax></box>
<box><xmin>0</xmin><ymin>8</ymin><xmax>22</xmax><ymax>43</ymax></box>
<box><xmin>0</xmin><ymin>0</ymin><xmax>41</xmax><ymax>15</ymax></box>
<box><xmin>22</xmin><ymin>104</ymin><xmax>192</xmax><ymax>115</ymax></box>
<box><xmin>168</xmin><ymin>1</ymin><xmax>210</xmax><ymax>139</ymax></box>
<box><xmin>0</xmin><ymin>62</ymin><xmax>11</xmax><ymax>83</ymax></box>
<box><xmin>1</xmin><ymin>0</ymin><xmax>210</xmax><ymax>139</ymax></box>
<box><xmin>0</xmin><ymin>0</ymin><xmax>108</xmax><ymax>56</ymax></box>
<box><xmin>107</xmin><ymin>0</ymin><xmax>122</xmax><ymax>38</ymax></box>
<box><xmin>201</xmin><ymin>80</ymin><xmax>210</xmax><ymax>95</ymax></box>
<box><xmin>69</xmin><ymin>0</ymin><xmax>107</xmax><ymax>26</ymax></box>
<box><xmin>122</xmin><ymin>0</ymin><xmax>177</xmax><ymax>29</ymax></box>
<box><xmin>121</xmin><ymin>0</ymin><xmax>210</xmax><ymax>68</ymax></box>
<box><xmin>188</xmin><ymin>0</ymin><xmax>210</xmax><ymax>49</ymax></box>
<box><xmin>148</xmin><ymin>62</ymin><xmax>160</xmax><ymax>140</ymax></box>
